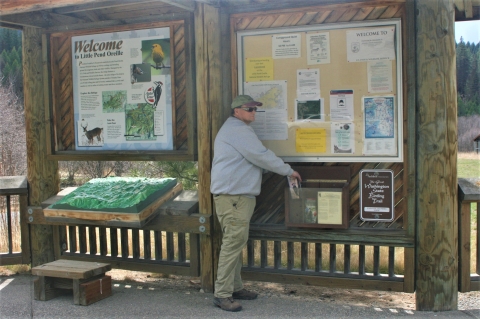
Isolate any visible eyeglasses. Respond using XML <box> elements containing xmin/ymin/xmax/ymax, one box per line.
<box><xmin>238</xmin><ymin>107</ymin><xmax>258</xmax><ymax>112</ymax></box>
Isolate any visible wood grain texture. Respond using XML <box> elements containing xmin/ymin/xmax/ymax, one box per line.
<box><xmin>24</xmin><ymin>27</ymin><xmax>59</xmax><ymax>267</ymax></box>
<box><xmin>415</xmin><ymin>0</ymin><xmax>458</xmax><ymax>311</ymax></box>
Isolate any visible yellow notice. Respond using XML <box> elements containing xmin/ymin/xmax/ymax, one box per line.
<box><xmin>296</xmin><ymin>128</ymin><xmax>326</xmax><ymax>153</ymax></box>
<box><xmin>245</xmin><ymin>58</ymin><xmax>273</xmax><ymax>82</ymax></box>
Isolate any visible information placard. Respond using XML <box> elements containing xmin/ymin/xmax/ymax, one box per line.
<box><xmin>360</xmin><ymin>169</ymin><xmax>394</xmax><ymax>221</ymax></box>
<box><xmin>72</xmin><ymin>27</ymin><xmax>173</xmax><ymax>151</ymax></box>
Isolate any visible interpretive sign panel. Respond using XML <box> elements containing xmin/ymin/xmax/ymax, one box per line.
<box><xmin>72</xmin><ymin>27</ymin><xmax>173</xmax><ymax>151</ymax></box>
<box><xmin>360</xmin><ymin>169</ymin><xmax>394</xmax><ymax>221</ymax></box>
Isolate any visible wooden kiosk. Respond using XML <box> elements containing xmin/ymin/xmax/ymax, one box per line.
<box><xmin>1</xmin><ymin>0</ymin><xmax>478</xmax><ymax>312</ymax></box>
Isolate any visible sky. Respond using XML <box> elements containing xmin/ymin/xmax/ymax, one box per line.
<box><xmin>455</xmin><ymin>20</ymin><xmax>480</xmax><ymax>44</ymax></box>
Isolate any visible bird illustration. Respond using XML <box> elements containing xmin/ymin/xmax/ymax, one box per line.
<box><xmin>153</xmin><ymin>81</ymin><xmax>163</xmax><ymax>108</ymax></box>
<box><xmin>151</xmin><ymin>43</ymin><xmax>165</xmax><ymax>69</ymax></box>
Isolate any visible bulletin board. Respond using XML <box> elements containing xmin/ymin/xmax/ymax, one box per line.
<box><xmin>236</xmin><ymin>19</ymin><xmax>403</xmax><ymax>162</ymax></box>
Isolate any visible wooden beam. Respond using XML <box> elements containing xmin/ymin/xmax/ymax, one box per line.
<box><xmin>0</xmin><ymin>11</ymin><xmax>86</xmax><ymax>28</ymax></box>
<box><xmin>161</xmin><ymin>0</ymin><xmax>195</xmax><ymax>11</ymax></box>
<box><xmin>52</xmin><ymin>0</ymin><xmax>160</xmax><ymax>14</ymax></box>
<box><xmin>464</xmin><ymin>0</ymin><xmax>474</xmax><ymax>18</ymax></box>
<box><xmin>0</xmin><ymin>0</ymin><xmax>100</xmax><ymax>15</ymax></box>
<box><xmin>23</xmin><ymin>27</ymin><xmax>60</xmax><ymax>267</ymax></box>
<box><xmin>415</xmin><ymin>0</ymin><xmax>458</xmax><ymax>311</ymax></box>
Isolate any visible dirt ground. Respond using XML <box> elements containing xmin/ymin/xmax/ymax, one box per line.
<box><xmin>2</xmin><ymin>266</ymin><xmax>478</xmax><ymax>311</ymax></box>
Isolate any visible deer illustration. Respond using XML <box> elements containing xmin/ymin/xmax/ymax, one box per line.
<box><xmin>81</xmin><ymin>123</ymin><xmax>103</xmax><ymax>145</ymax></box>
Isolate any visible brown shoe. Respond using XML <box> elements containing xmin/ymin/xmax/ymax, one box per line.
<box><xmin>232</xmin><ymin>288</ymin><xmax>258</xmax><ymax>300</ymax></box>
<box><xmin>213</xmin><ymin>297</ymin><xmax>242</xmax><ymax>312</ymax></box>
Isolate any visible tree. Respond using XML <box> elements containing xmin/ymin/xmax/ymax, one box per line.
<box><xmin>0</xmin><ymin>81</ymin><xmax>26</xmax><ymax>176</ymax></box>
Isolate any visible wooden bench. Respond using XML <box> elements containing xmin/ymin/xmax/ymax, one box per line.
<box><xmin>32</xmin><ymin>259</ymin><xmax>112</xmax><ymax>305</ymax></box>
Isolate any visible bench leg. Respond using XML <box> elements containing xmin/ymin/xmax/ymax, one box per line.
<box><xmin>34</xmin><ymin>276</ymin><xmax>61</xmax><ymax>301</ymax></box>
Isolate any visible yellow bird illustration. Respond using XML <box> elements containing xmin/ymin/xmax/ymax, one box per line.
<box><xmin>151</xmin><ymin>43</ymin><xmax>165</xmax><ymax>69</ymax></box>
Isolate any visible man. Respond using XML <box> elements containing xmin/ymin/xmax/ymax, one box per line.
<box><xmin>210</xmin><ymin>95</ymin><xmax>302</xmax><ymax>312</ymax></box>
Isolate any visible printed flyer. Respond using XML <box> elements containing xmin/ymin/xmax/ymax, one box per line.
<box><xmin>72</xmin><ymin>27</ymin><xmax>173</xmax><ymax>150</ymax></box>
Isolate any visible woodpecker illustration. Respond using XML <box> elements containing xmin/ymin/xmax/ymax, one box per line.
<box><xmin>153</xmin><ymin>81</ymin><xmax>163</xmax><ymax>108</ymax></box>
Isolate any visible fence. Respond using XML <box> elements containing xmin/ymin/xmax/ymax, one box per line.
<box><xmin>0</xmin><ymin>176</ymin><xmax>30</xmax><ymax>266</ymax></box>
<box><xmin>458</xmin><ymin>177</ymin><xmax>480</xmax><ymax>292</ymax></box>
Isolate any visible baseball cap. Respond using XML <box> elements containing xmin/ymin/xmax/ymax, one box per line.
<box><xmin>231</xmin><ymin>95</ymin><xmax>263</xmax><ymax>109</ymax></box>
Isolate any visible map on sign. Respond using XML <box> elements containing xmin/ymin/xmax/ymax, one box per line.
<box><xmin>244</xmin><ymin>80</ymin><xmax>287</xmax><ymax>110</ymax></box>
<box><xmin>364</xmin><ymin>96</ymin><xmax>394</xmax><ymax>138</ymax></box>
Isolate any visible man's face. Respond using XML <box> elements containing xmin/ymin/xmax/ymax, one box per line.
<box><xmin>234</xmin><ymin>105</ymin><xmax>257</xmax><ymax>124</ymax></box>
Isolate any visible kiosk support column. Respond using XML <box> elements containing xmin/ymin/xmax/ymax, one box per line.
<box><xmin>23</xmin><ymin>27</ymin><xmax>60</xmax><ymax>266</ymax></box>
<box><xmin>415</xmin><ymin>0</ymin><xmax>458</xmax><ymax>311</ymax></box>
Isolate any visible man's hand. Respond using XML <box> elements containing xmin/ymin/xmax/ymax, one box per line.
<box><xmin>290</xmin><ymin>171</ymin><xmax>302</xmax><ymax>183</ymax></box>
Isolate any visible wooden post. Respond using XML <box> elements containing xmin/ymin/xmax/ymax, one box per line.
<box><xmin>195</xmin><ymin>2</ymin><xmax>222</xmax><ymax>292</ymax></box>
<box><xmin>415</xmin><ymin>0</ymin><xmax>458</xmax><ymax>311</ymax></box>
<box><xmin>23</xmin><ymin>27</ymin><xmax>59</xmax><ymax>266</ymax></box>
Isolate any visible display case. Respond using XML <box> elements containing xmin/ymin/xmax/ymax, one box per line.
<box><xmin>285</xmin><ymin>166</ymin><xmax>350</xmax><ymax>229</ymax></box>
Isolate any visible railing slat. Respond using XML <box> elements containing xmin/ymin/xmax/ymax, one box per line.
<box><xmin>274</xmin><ymin>241</ymin><xmax>281</xmax><ymax>269</ymax></box>
<box><xmin>6</xmin><ymin>195</ymin><xmax>12</xmax><ymax>254</ymax></box>
<box><xmin>88</xmin><ymin>226</ymin><xmax>97</xmax><ymax>255</ymax></box>
<box><xmin>344</xmin><ymin>244</ymin><xmax>351</xmax><ymax>274</ymax></box>
<box><xmin>315</xmin><ymin>243</ymin><xmax>322</xmax><ymax>272</ymax></box>
<box><xmin>247</xmin><ymin>239</ymin><xmax>254</xmax><ymax>267</ymax></box>
<box><xmin>166</xmin><ymin>232</ymin><xmax>174</xmax><ymax>261</ymax></box>
<box><xmin>374</xmin><ymin>246</ymin><xmax>380</xmax><ymax>276</ymax></box>
<box><xmin>301</xmin><ymin>242</ymin><xmax>308</xmax><ymax>271</ymax></box>
<box><xmin>329</xmin><ymin>244</ymin><xmax>336</xmax><ymax>273</ymax></box>
<box><xmin>287</xmin><ymin>241</ymin><xmax>294</xmax><ymax>270</ymax></box>
<box><xmin>477</xmin><ymin>201</ymin><xmax>479</xmax><ymax>276</ymax></box>
<box><xmin>359</xmin><ymin>245</ymin><xmax>365</xmax><ymax>275</ymax></box>
<box><xmin>121</xmin><ymin>228</ymin><xmax>129</xmax><ymax>258</ymax></box>
<box><xmin>110</xmin><ymin>228</ymin><xmax>118</xmax><ymax>257</ymax></box>
<box><xmin>79</xmin><ymin>226</ymin><xmax>87</xmax><ymax>254</ymax></box>
<box><xmin>154</xmin><ymin>230</ymin><xmax>163</xmax><ymax>260</ymax></box>
<box><xmin>68</xmin><ymin>226</ymin><xmax>76</xmax><ymax>253</ymax></box>
<box><xmin>99</xmin><ymin>227</ymin><xmax>107</xmax><ymax>256</ymax></box>
<box><xmin>178</xmin><ymin>233</ymin><xmax>186</xmax><ymax>262</ymax></box>
<box><xmin>261</xmin><ymin>240</ymin><xmax>267</xmax><ymax>268</ymax></box>
<box><xmin>388</xmin><ymin>246</ymin><xmax>395</xmax><ymax>277</ymax></box>
<box><xmin>143</xmin><ymin>230</ymin><xmax>151</xmax><ymax>260</ymax></box>
<box><xmin>132</xmin><ymin>229</ymin><xmax>140</xmax><ymax>259</ymax></box>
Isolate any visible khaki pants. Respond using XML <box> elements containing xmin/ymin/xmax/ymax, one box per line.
<box><xmin>213</xmin><ymin>195</ymin><xmax>256</xmax><ymax>298</ymax></box>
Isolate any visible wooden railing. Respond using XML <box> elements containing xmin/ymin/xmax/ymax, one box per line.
<box><xmin>458</xmin><ymin>177</ymin><xmax>480</xmax><ymax>292</ymax></box>
<box><xmin>0</xmin><ymin>176</ymin><xmax>30</xmax><ymax>266</ymax></box>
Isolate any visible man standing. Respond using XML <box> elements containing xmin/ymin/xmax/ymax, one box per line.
<box><xmin>210</xmin><ymin>95</ymin><xmax>302</xmax><ymax>312</ymax></box>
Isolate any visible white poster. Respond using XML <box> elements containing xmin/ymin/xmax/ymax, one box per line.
<box><xmin>72</xmin><ymin>27</ymin><xmax>173</xmax><ymax>151</ymax></box>
<box><xmin>362</xmin><ymin>96</ymin><xmax>396</xmax><ymax>155</ymax></box>
<box><xmin>272</xmin><ymin>34</ymin><xmax>301</xmax><ymax>59</ymax></box>
<box><xmin>367</xmin><ymin>60</ymin><xmax>393</xmax><ymax>93</ymax></box>
<box><xmin>306</xmin><ymin>32</ymin><xmax>330</xmax><ymax>65</ymax></box>
<box><xmin>331</xmin><ymin>122</ymin><xmax>354</xmax><ymax>154</ymax></box>
<box><xmin>329</xmin><ymin>90</ymin><xmax>354</xmax><ymax>121</ymax></box>
<box><xmin>346</xmin><ymin>26</ymin><xmax>395</xmax><ymax>62</ymax></box>
<box><xmin>244</xmin><ymin>80</ymin><xmax>288</xmax><ymax>140</ymax></box>
<box><xmin>296</xmin><ymin>69</ymin><xmax>320</xmax><ymax>100</ymax></box>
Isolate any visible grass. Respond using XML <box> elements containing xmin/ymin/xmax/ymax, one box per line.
<box><xmin>458</xmin><ymin>152</ymin><xmax>480</xmax><ymax>178</ymax></box>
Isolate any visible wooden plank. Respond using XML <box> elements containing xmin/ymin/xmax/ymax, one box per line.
<box><xmin>121</xmin><ymin>228</ymin><xmax>129</xmax><ymax>258</ymax></box>
<box><xmin>0</xmin><ymin>176</ymin><xmax>27</xmax><ymax>195</ymax></box>
<box><xmin>19</xmin><ymin>194</ymin><xmax>31</xmax><ymax>264</ymax></box>
<box><xmin>195</xmin><ymin>2</ymin><xmax>219</xmax><ymax>293</ymax></box>
<box><xmin>78</xmin><ymin>275</ymin><xmax>112</xmax><ymax>306</ymax></box>
<box><xmin>34</xmin><ymin>276</ymin><xmax>61</xmax><ymax>301</ymax></box>
<box><xmin>344</xmin><ymin>244</ymin><xmax>351</xmax><ymax>274</ymax></box>
<box><xmin>247</xmin><ymin>240</ymin><xmax>254</xmax><ymax>267</ymax></box>
<box><xmin>415</xmin><ymin>0</ymin><xmax>458</xmax><ymax>311</ymax></box>
<box><xmin>329</xmin><ymin>244</ymin><xmax>336</xmax><ymax>273</ymax></box>
<box><xmin>459</xmin><ymin>202</ymin><xmax>472</xmax><ymax>292</ymax></box>
<box><xmin>166</xmin><ymin>232</ymin><xmax>174</xmax><ymax>261</ymax></box>
<box><xmin>241</xmin><ymin>271</ymin><xmax>405</xmax><ymax>292</ymax></box>
<box><xmin>403</xmin><ymin>247</ymin><xmax>415</xmax><ymax>293</ymax></box>
<box><xmin>0</xmin><ymin>255</ymin><xmax>23</xmax><ymax>266</ymax></box>
<box><xmin>154</xmin><ymin>230</ymin><xmax>163</xmax><ymax>260</ymax></box>
<box><xmin>143</xmin><ymin>230</ymin><xmax>151</xmax><ymax>260</ymax></box>
<box><xmin>315</xmin><ymin>243</ymin><xmax>322</xmax><ymax>272</ymax></box>
<box><xmin>261</xmin><ymin>240</ymin><xmax>268</xmax><ymax>268</ymax></box>
<box><xmin>24</xmin><ymin>26</ymin><xmax>59</xmax><ymax>267</ymax></box>
<box><xmin>301</xmin><ymin>242</ymin><xmax>308</xmax><ymax>271</ymax></box>
<box><xmin>178</xmin><ymin>233</ymin><xmax>186</xmax><ymax>262</ymax></box>
<box><xmin>1</xmin><ymin>0</ymin><xmax>101</xmax><ymax>15</ymax></box>
<box><xmin>274</xmin><ymin>241</ymin><xmax>281</xmax><ymax>269</ymax></box>
<box><xmin>43</xmin><ymin>183</ymin><xmax>183</xmax><ymax>224</ymax></box>
<box><xmin>189</xmin><ymin>234</ymin><xmax>200</xmax><ymax>276</ymax></box>
<box><xmin>31</xmin><ymin>260</ymin><xmax>111</xmax><ymax>279</ymax></box>
<box><xmin>58</xmin><ymin>255</ymin><xmax>192</xmax><ymax>276</ymax></box>
<box><xmin>287</xmin><ymin>241</ymin><xmax>294</xmax><ymax>270</ymax></box>
<box><xmin>110</xmin><ymin>228</ymin><xmax>118</xmax><ymax>257</ymax></box>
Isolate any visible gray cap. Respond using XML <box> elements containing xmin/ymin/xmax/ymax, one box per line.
<box><xmin>231</xmin><ymin>95</ymin><xmax>263</xmax><ymax>109</ymax></box>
